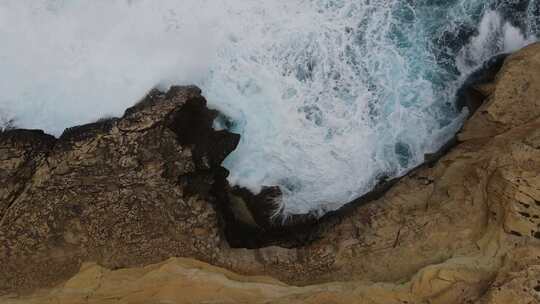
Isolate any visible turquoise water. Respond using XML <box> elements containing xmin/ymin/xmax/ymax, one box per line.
<box><xmin>0</xmin><ymin>0</ymin><xmax>538</xmax><ymax>215</ymax></box>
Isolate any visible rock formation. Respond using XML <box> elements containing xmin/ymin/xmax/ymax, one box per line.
<box><xmin>1</xmin><ymin>43</ymin><xmax>540</xmax><ymax>303</ymax></box>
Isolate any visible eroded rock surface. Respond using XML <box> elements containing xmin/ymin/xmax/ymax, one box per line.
<box><xmin>1</xmin><ymin>43</ymin><xmax>540</xmax><ymax>303</ymax></box>
<box><xmin>0</xmin><ymin>86</ymin><xmax>241</xmax><ymax>293</ymax></box>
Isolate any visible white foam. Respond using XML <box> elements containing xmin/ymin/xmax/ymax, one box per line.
<box><xmin>0</xmin><ymin>1</ymin><xmax>538</xmax><ymax>216</ymax></box>
<box><xmin>0</xmin><ymin>0</ymin><xmax>224</xmax><ymax>134</ymax></box>
<box><xmin>457</xmin><ymin>10</ymin><xmax>536</xmax><ymax>73</ymax></box>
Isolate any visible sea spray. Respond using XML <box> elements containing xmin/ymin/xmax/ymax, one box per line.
<box><xmin>0</xmin><ymin>0</ymin><xmax>538</xmax><ymax>215</ymax></box>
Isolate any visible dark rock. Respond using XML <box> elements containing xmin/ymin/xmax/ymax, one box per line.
<box><xmin>456</xmin><ymin>53</ymin><xmax>508</xmax><ymax>116</ymax></box>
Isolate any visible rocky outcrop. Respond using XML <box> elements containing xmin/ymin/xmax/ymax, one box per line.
<box><xmin>0</xmin><ymin>130</ymin><xmax>55</xmax><ymax>219</ymax></box>
<box><xmin>1</xmin><ymin>43</ymin><xmax>540</xmax><ymax>303</ymax></box>
<box><xmin>2</xmin><ymin>248</ymin><xmax>539</xmax><ymax>304</ymax></box>
<box><xmin>0</xmin><ymin>87</ymin><xmax>241</xmax><ymax>293</ymax></box>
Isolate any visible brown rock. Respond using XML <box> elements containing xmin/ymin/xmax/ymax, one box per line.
<box><xmin>0</xmin><ymin>86</ymin><xmax>241</xmax><ymax>293</ymax></box>
<box><xmin>0</xmin><ymin>130</ymin><xmax>55</xmax><ymax>218</ymax></box>
<box><xmin>459</xmin><ymin>43</ymin><xmax>540</xmax><ymax>141</ymax></box>
<box><xmin>1</xmin><ymin>43</ymin><xmax>540</xmax><ymax>304</ymax></box>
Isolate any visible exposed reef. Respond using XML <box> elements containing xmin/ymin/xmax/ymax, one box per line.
<box><xmin>1</xmin><ymin>43</ymin><xmax>540</xmax><ymax>304</ymax></box>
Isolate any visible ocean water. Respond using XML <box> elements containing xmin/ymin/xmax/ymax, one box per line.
<box><xmin>0</xmin><ymin>0</ymin><xmax>538</xmax><ymax>216</ymax></box>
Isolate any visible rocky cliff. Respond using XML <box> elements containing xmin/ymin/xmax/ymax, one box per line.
<box><xmin>1</xmin><ymin>43</ymin><xmax>540</xmax><ymax>304</ymax></box>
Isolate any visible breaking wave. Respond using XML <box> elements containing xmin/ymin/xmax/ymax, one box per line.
<box><xmin>0</xmin><ymin>0</ymin><xmax>538</xmax><ymax>215</ymax></box>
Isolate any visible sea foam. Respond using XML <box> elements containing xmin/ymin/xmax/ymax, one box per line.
<box><xmin>0</xmin><ymin>0</ymin><xmax>538</xmax><ymax>215</ymax></box>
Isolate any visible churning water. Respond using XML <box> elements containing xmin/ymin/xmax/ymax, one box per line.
<box><xmin>1</xmin><ymin>0</ymin><xmax>538</xmax><ymax>215</ymax></box>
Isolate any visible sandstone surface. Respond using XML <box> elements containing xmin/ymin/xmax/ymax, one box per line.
<box><xmin>1</xmin><ymin>43</ymin><xmax>540</xmax><ymax>303</ymax></box>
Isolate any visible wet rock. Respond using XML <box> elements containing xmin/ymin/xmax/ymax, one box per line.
<box><xmin>456</xmin><ymin>53</ymin><xmax>508</xmax><ymax>116</ymax></box>
<box><xmin>1</xmin><ymin>43</ymin><xmax>540</xmax><ymax>304</ymax></box>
